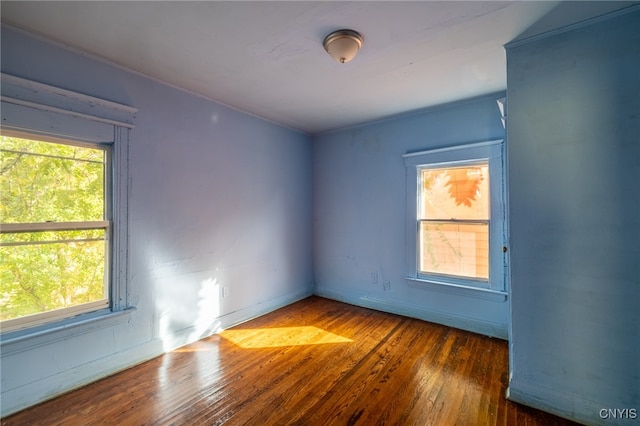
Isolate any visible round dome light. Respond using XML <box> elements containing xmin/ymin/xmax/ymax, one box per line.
<box><xmin>323</xmin><ymin>30</ymin><xmax>363</xmax><ymax>63</ymax></box>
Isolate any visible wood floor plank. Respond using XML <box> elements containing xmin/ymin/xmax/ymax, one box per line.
<box><xmin>2</xmin><ymin>296</ymin><xmax>579</xmax><ymax>426</ymax></box>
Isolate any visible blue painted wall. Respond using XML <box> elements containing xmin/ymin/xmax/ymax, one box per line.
<box><xmin>1</xmin><ymin>26</ymin><xmax>313</xmax><ymax>415</ymax></box>
<box><xmin>506</xmin><ymin>9</ymin><xmax>640</xmax><ymax>425</ymax></box>
<box><xmin>4</xmin><ymin>6</ymin><xmax>638</xmax><ymax>422</ymax></box>
<box><xmin>312</xmin><ymin>94</ymin><xmax>508</xmax><ymax>338</ymax></box>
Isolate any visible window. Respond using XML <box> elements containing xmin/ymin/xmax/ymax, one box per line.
<box><xmin>0</xmin><ymin>73</ymin><xmax>135</xmax><ymax>339</ymax></box>
<box><xmin>0</xmin><ymin>134</ymin><xmax>111</xmax><ymax>331</ymax></box>
<box><xmin>404</xmin><ymin>140</ymin><xmax>506</xmax><ymax>293</ymax></box>
<box><xmin>418</xmin><ymin>162</ymin><xmax>490</xmax><ymax>280</ymax></box>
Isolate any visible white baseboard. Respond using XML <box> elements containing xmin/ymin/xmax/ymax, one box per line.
<box><xmin>1</xmin><ymin>339</ymin><xmax>163</xmax><ymax>417</ymax></box>
<box><xmin>315</xmin><ymin>286</ymin><xmax>508</xmax><ymax>339</ymax></box>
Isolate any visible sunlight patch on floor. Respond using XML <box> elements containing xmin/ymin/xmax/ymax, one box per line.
<box><xmin>219</xmin><ymin>326</ymin><xmax>352</xmax><ymax>348</ymax></box>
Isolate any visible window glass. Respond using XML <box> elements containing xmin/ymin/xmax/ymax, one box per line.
<box><xmin>419</xmin><ymin>222</ymin><xmax>489</xmax><ymax>279</ymax></box>
<box><xmin>1</xmin><ymin>137</ymin><xmax>105</xmax><ymax>223</ymax></box>
<box><xmin>0</xmin><ymin>135</ymin><xmax>109</xmax><ymax>325</ymax></box>
<box><xmin>418</xmin><ymin>163</ymin><xmax>489</xmax><ymax>280</ymax></box>
<box><xmin>420</xmin><ymin>165</ymin><xmax>489</xmax><ymax>220</ymax></box>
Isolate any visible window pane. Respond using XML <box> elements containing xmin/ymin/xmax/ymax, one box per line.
<box><xmin>0</xmin><ymin>230</ymin><xmax>107</xmax><ymax>321</ymax></box>
<box><xmin>419</xmin><ymin>222</ymin><xmax>489</xmax><ymax>280</ymax></box>
<box><xmin>0</xmin><ymin>136</ymin><xmax>105</xmax><ymax>223</ymax></box>
<box><xmin>0</xmin><ymin>135</ymin><xmax>109</xmax><ymax>327</ymax></box>
<box><xmin>420</xmin><ymin>163</ymin><xmax>489</xmax><ymax>220</ymax></box>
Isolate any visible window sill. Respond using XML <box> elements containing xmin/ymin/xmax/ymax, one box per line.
<box><xmin>0</xmin><ymin>307</ymin><xmax>136</xmax><ymax>356</ymax></box>
<box><xmin>406</xmin><ymin>277</ymin><xmax>508</xmax><ymax>302</ymax></box>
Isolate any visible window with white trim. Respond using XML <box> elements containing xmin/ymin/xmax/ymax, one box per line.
<box><xmin>404</xmin><ymin>140</ymin><xmax>506</xmax><ymax>293</ymax></box>
<box><xmin>0</xmin><ymin>73</ymin><xmax>135</xmax><ymax>336</ymax></box>
<box><xmin>1</xmin><ymin>133</ymin><xmax>111</xmax><ymax>331</ymax></box>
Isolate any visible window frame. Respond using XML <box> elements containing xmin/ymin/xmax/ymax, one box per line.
<box><xmin>0</xmin><ymin>73</ymin><xmax>135</xmax><ymax>346</ymax></box>
<box><xmin>0</xmin><ymin>132</ymin><xmax>113</xmax><ymax>332</ymax></box>
<box><xmin>404</xmin><ymin>140</ymin><xmax>507</xmax><ymax>297</ymax></box>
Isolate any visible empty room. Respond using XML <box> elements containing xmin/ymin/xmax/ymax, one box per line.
<box><xmin>0</xmin><ymin>1</ymin><xmax>638</xmax><ymax>425</ymax></box>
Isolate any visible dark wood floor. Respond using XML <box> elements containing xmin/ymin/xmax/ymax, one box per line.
<box><xmin>3</xmin><ymin>296</ymin><xmax>579</xmax><ymax>425</ymax></box>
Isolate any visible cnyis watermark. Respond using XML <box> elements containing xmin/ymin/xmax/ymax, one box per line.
<box><xmin>599</xmin><ymin>408</ymin><xmax>637</xmax><ymax>420</ymax></box>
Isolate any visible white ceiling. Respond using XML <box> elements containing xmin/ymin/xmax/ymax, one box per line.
<box><xmin>1</xmin><ymin>1</ymin><xmax>635</xmax><ymax>134</ymax></box>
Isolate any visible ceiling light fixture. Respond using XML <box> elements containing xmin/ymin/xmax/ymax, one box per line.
<box><xmin>323</xmin><ymin>29</ymin><xmax>363</xmax><ymax>64</ymax></box>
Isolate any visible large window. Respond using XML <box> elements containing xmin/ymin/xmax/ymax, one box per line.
<box><xmin>0</xmin><ymin>73</ymin><xmax>135</xmax><ymax>338</ymax></box>
<box><xmin>0</xmin><ymin>134</ymin><xmax>111</xmax><ymax>331</ymax></box>
<box><xmin>404</xmin><ymin>140</ymin><xmax>506</xmax><ymax>293</ymax></box>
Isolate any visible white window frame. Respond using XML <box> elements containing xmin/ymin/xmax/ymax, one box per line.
<box><xmin>0</xmin><ymin>73</ymin><xmax>136</xmax><ymax>346</ymax></box>
<box><xmin>403</xmin><ymin>140</ymin><xmax>507</xmax><ymax>299</ymax></box>
<box><xmin>1</xmin><ymin>132</ymin><xmax>112</xmax><ymax>331</ymax></box>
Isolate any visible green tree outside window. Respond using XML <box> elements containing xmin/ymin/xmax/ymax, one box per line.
<box><xmin>1</xmin><ymin>136</ymin><xmax>108</xmax><ymax>322</ymax></box>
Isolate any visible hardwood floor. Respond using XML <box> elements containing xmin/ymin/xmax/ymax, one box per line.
<box><xmin>3</xmin><ymin>296</ymin><xmax>579</xmax><ymax>425</ymax></box>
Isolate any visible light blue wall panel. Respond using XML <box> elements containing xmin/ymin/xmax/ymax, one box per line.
<box><xmin>1</xmin><ymin>26</ymin><xmax>313</xmax><ymax>415</ymax></box>
<box><xmin>312</xmin><ymin>94</ymin><xmax>508</xmax><ymax>338</ymax></box>
<box><xmin>506</xmin><ymin>9</ymin><xmax>640</xmax><ymax>425</ymax></box>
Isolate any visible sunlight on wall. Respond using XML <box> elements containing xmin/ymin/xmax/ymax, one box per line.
<box><xmin>158</xmin><ymin>277</ymin><xmax>223</xmax><ymax>352</ymax></box>
<box><xmin>220</xmin><ymin>326</ymin><xmax>352</xmax><ymax>349</ymax></box>
<box><xmin>190</xmin><ymin>278</ymin><xmax>223</xmax><ymax>341</ymax></box>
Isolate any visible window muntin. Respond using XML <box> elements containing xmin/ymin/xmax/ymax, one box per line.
<box><xmin>0</xmin><ymin>135</ymin><xmax>110</xmax><ymax>331</ymax></box>
<box><xmin>418</xmin><ymin>162</ymin><xmax>490</xmax><ymax>280</ymax></box>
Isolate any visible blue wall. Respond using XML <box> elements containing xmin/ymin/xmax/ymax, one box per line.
<box><xmin>313</xmin><ymin>94</ymin><xmax>508</xmax><ymax>338</ymax></box>
<box><xmin>1</xmin><ymin>26</ymin><xmax>313</xmax><ymax>415</ymax></box>
<box><xmin>3</xmin><ymin>6</ymin><xmax>638</xmax><ymax>422</ymax></box>
<box><xmin>506</xmin><ymin>9</ymin><xmax>640</xmax><ymax>425</ymax></box>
